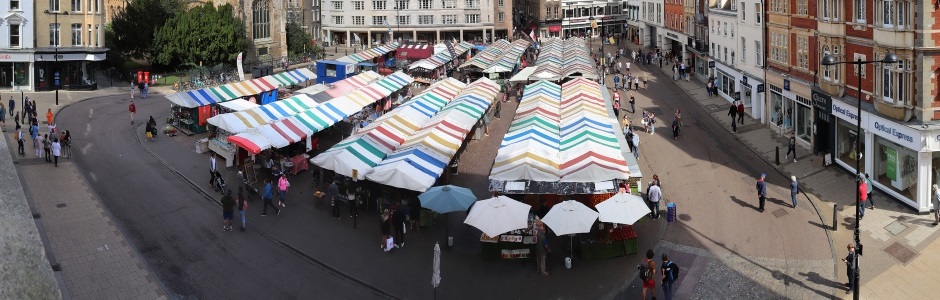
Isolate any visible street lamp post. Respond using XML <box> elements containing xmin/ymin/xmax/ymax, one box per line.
<box><xmin>821</xmin><ymin>51</ymin><xmax>898</xmax><ymax>300</ymax></box>
<box><xmin>44</xmin><ymin>10</ymin><xmax>69</xmax><ymax>106</ymax></box>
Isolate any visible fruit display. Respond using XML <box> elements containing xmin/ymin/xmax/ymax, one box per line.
<box><xmin>580</xmin><ymin>225</ymin><xmax>638</xmax><ymax>245</ymax></box>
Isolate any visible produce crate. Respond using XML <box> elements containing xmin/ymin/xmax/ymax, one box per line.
<box><xmin>624</xmin><ymin>238</ymin><xmax>638</xmax><ymax>255</ymax></box>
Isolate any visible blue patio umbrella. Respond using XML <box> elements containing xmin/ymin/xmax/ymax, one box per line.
<box><xmin>419</xmin><ymin>185</ymin><xmax>477</xmax><ymax>247</ymax></box>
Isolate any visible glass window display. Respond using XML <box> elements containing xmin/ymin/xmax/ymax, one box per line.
<box><xmin>836</xmin><ymin>119</ymin><xmax>866</xmax><ymax>173</ymax></box>
<box><xmin>874</xmin><ymin>135</ymin><xmax>917</xmax><ymax>201</ymax></box>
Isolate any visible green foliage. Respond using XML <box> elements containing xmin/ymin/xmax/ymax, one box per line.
<box><xmin>152</xmin><ymin>3</ymin><xmax>248</xmax><ymax>68</ymax></box>
<box><xmin>286</xmin><ymin>20</ymin><xmax>314</xmax><ymax>56</ymax></box>
<box><xmin>108</xmin><ymin>0</ymin><xmax>181</xmax><ymax>62</ymax></box>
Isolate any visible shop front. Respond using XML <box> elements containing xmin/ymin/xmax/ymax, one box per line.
<box><xmin>0</xmin><ymin>52</ymin><xmax>33</xmax><ymax>90</ymax></box>
<box><xmin>33</xmin><ymin>51</ymin><xmax>106</xmax><ymax>91</ymax></box>
<box><xmin>811</xmin><ymin>89</ymin><xmax>834</xmax><ymax>156</ymax></box>
<box><xmin>713</xmin><ymin>63</ymin><xmax>739</xmax><ymax>104</ymax></box>
<box><xmin>831</xmin><ymin>97</ymin><xmax>939</xmax><ymax>212</ymax></box>
<box><xmin>662</xmin><ymin>30</ymin><xmax>687</xmax><ymax>63</ymax></box>
<box><xmin>766</xmin><ymin>72</ymin><xmax>813</xmax><ymax>145</ymax></box>
<box><xmin>739</xmin><ymin>73</ymin><xmax>764</xmax><ymax>121</ymax></box>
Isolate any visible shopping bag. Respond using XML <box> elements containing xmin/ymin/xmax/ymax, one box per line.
<box><xmin>385</xmin><ymin>237</ymin><xmax>395</xmax><ymax>252</ymax></box>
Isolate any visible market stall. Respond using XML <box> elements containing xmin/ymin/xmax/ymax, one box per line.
<box><xmin>337</xmin><ymin>42</ymin><xmax>400</xmax><ymax>65</ymax></box>
<box><xmin>315</xmin><ymin>60</ymin><xmax>357</xmax><ymax>84</ymax></box>
<box><xmin>408</xmin><ymin>42</ymin><xmax>474</xmax><ymax>85</ymax></box>
<box><xmin>207</xmin><ymin>94</ymin><xmax>319</xmax><ymax>134</ymax></box>
<box><xmin>166</xmin><ymin>68</ymin><xmax>316</xmax><ymax>108</ymax></box>
<box><xmin>365</xmin><ymin>78</ymin><xmax>500</xmax><ymax>192</ymax></box>
<box><xmin>482</xmin><ymin>40</ymin><xmax>530</xmax><ymax>74</ymax></box>
<box><xmin>464</xmin><ymin>196</ymin><xmax>538</xmax><ymax>261</ymax></box>
<box><xmin>299</xmin><ymin>71</ymin><xmax>382</xmax><ymax>102</ymax></box>
<box><xmin>209</xmin><ymin>99</ymin><xmax>260</xmax><ymax>167</ymax></box>
<box><xmin>458</xmin><ymin>40</ymin><xmax>511</xmax><ymax>71</ymax></box>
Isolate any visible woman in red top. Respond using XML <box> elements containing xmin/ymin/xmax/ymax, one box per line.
<box><xmin>859</xmin><ymin>176</ymin><xmax>868</xmax><ymax>218</ymax></box>
<box><xmin>641</xmin><ymin>249</ymin><xmax>657</xmax><ymax>300</ymax></box>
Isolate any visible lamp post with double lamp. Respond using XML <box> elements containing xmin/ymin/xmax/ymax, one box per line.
<box><xmin>821</xmin><ymin>51</ymin><xmax>898</xmax><ymax>300</ymax></box>
<box><xmin>44</xmin><ymin>10</ymin><xmax>69</xmax><ymax>106</ymax></box>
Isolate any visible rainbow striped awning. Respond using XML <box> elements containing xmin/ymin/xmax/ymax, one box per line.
<box><xmin>166</xmin><ymin>68</ymin><xmax>316</xmax><ymax>108</ymax></box>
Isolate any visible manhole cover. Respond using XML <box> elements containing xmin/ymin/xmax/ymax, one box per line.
<box><xmin>884</xmin><ymin>242</ymin><xmax>916</xmax><ymax>264</ymax></box>
<box><xmin>884</xmin><ymin>220</ymin><xmax>908</xmax><ymax>236</ymax></box>
<box><xmin>772</xmin><ymin>208</ymin><xmax>789</xmax><ymax>218</ymax></box>
<box><xmin>55</xmin><ymin>203</ymin><xmax>67</xmax><ymax>208</ymax></box>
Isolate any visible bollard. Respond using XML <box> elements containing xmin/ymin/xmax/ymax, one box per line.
<box><xmin>832</xmin><ymin>203</ymin><xmax>838</xmax><ymax>231</ymax></box>
<box><xmin>775</xmin><ymin>146</ymin><xmax>780</xmax><ymax>165</ymax></box>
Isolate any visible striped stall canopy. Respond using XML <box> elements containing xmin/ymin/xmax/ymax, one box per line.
<box><xmin>558</xmin><ymin>78</ymin><xmax>629</xmax><ymax>182</ymax></box>
<box><xmin>409</xmin><ymin>42</ymin><xmax>474</xmax><ymax>71</ymax></box>
<box><xmin>207</xmin><ymin>94</ymin><xmax>319</xmax><ymax>134</ymax></box>
<box><xmin>166</xmin><ymin>68</ymin><xmax>316</xmax><ymax>108</ymax></box>
<box><xmin>490</xmin><ymin>80</ymin><xmax>562</xmax><ymax>182</ymax></box>
<box><xmin>367</xmin><ymin>78</ymin><xmax>500</xmax><ymax>192</ymax></box>
<box><xmin>459</xmin><ymin>40</ymin><xmax>510</xmax><ymax>70</ymax></box>
<box><xmin>226</xmin><ymin>130</ymin><xmax>270</xmax><ymax>155</ymax></box>
<box><xmin>337</xmin><ymin>42</ymin><xmax>401</xmax><ymax>64</ymax></box>
<box><xmin>230</xmin><ymin>72</ymin><xmax>414</xmax><ymax>151</ymax></box>
<box><xmin>483</xmin><ymin>39</ymin><xmax>531</xmax><ymax>74</ymax></box>
<box><xmin>310</xmin><ymin>78</ymin><xmax>466</xmax><ymax>179</ymax></box>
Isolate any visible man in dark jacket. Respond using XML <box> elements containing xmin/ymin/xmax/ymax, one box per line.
<box><xmin>392</xmin><ymin>202</ymin><xmax>408</xmax><ymax>248</ymax></box>
<box><xmin>756</xmin><ymin>173</ymin><xmax>767</xmax><ymax>213</ymax></box>
<box><xmin>728</xmin><ymin>102</ymin><xmax>738</xmax><ymax>132</ymax></box>
<box><xmin>221</xmin><ymin>190</ymin><xmax>235</xmax><ymax>231</ymax></box>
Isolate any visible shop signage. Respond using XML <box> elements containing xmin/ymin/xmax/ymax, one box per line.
<box><xmin>741</xmin><ymin>76</ymin><xmax>748</xmax><ymax>85</ymax></box>
<box><xmin>811</xmin><ymin>90</ymin><xmax>832</xmax><ymax>114</ymax></box>
<box><xmin>345</xmin><ymin>63</ymin><xmax>355</xmax><ymax>75</ymax></box>
<box><xmin>831</xmin><ymin>100</ymin><xmax>862</xmax><ymax>123</ymax></box>
<box><xmin>757</xmin><ymin>84</ymin><xmax>765</xmax><ymax>93</ymax></box>
<box><xmin>783</xmin><ymin>79</ymin><xmax>790</xmax><ymax>91</ymax></box>
<box><xmin>708</xmin><ymin>61</ymin><xmax>715</xmax><ymax>68</ymax></box>
<box><xmin>667</xmin><ymin>32</ymin><xmax>678</xmax><ymax>39</ymax></box>
<box><xmin>0</xmin><ymin>53</ymin><xmax>31</xmax><ymax>61</ymax></box>
<box><xmin>832</xmin><ymin>98</ymin><xmax>925</xmax><ymax>151</ymax></box>
<box><xmin>885</xmin><ymin>147</ymin><xmax>898</xmax><ymax>180</ymax></box>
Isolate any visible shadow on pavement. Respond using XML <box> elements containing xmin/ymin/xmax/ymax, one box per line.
<box><xmin>730</xmin><ymin>195</ymin><xmax>759</xmax><ymax>211</ymax></box>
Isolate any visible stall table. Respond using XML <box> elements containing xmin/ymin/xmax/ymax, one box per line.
<box><xmin>290</xmin><ymin>155</ymin><xmax>309</xmax><ymax>175</ymax></box>
<box><xmin>480</xmin><ymin>234</ymin><xmax>537</xmax><ymax>261</ymax></box>
<box><xmin>208</xmin><ymin>138</ymin><xmax>237</xmax><ymax>167</ymax></box>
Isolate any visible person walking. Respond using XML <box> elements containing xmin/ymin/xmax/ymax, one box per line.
<box><xmin>277</xmin><ymin>174</ymin><xmax>290</xmax><ymax>207</ymax></box>
<box><xmin>535</xmin><ymin>218</ymin><xmax>550</xmax><ymax>276</ymax></box>
<box><xmin>392</xmin><ymin>202</ymin><xmax>407</xmax><ymax>248</ymax></box>
<box><xmin>8</xmin><ymin>96</ymin><xmax>14</xmax><ymax>118</ymax></box>
<box><xmin>328</xmin><ymin>180</ymin><xmax>341</xmax><ymax>219</ymax></box>
<box><xmin>43</xmin><ymin>134</ymin><xmax>52</xmax><ymax>162</ymax></box>
<box><xmin>932</xmin><ymin>184</ymin><xmax>940</xmax><ymax>226</ymax></box>
<box><xmin>634</xmin><ymin>76</ymin><xmax>640</xmax><ymax>90</ymax></box>
<box><xmin>0</xmin><ymin>104</ymin><xmax>6</xmax><ymax>127</ymax></box>
<box><xmin>128</xmin><ymin>101</ymin><xmax>136</xmax><ymax>125</ymax></box>
<box><xmin>31</xmin><ymin>123</ymin><xmax>40</xmax><ymax>157</ymax></box>
<box><xmin>756</xmin><ymin>173</ymin><xmax>767</xmax><ymax>213</ymax></box>
<box><xmin>640</xmin><ymin>249</ymin><xmax>657</xmax><ymax>300</ymax></box>
<box><xmin>494</xmin><ymin>96</ymin><xmax>502</xmax><ymax>119</ymax></box>
<box><xmin>613</xmin><ymin>97</ymin><xmax>621</xmax><ymax>119</ymax></box>
<box><xmin>865</xmin><ymin>173</ymin><xmax>875</xmax><ymax>210</ymax></box>
<box><xmin>728</xmin><ymin>101</ymin><xmax>738</xmax><ymax>129</ymax></box>
<box><xmin>648</xmin><ymin>112</ymin><xmax>655</xmax><ymax>135</ymax></box>
<box><xmin>209</xmin><ymin>154</ymin><xmax>218</xmax><ymax>188</ymax></box>
<box><xmin>737</xmin><ymin>101</ymin><xmax>745</xmax><ymax>123</ymax></box>
<box><xmin>16</xmin><ymin>126</ymin><xmax>25</xmax><ymax>155</ymax></box>
<box><xmin>647</xmin><ymin>181</ymin><xmax>663</xmax><ymax>219</ymax></box>
<box><xmin>858</xmin><ymin>175</ymin><xmax>868</xmax><ymax>219</ymax></box>
<box><xmin>842</xmin><ymin>244</ymin><xmax>857</xmax><ymax>293</ymax></box>
<box><xmin>785</xmin><ymin>133</ymin><xmax>797</xmax><ymax>163</ymax></box>
<box><xmin>45</xmin><ymin>109</ymin><xmax>53</xmax><ymax>128</ymax></box>
<box><xmin>613</xmin><ymin>73</ymin><xmax>620</xmax><ymax>90</ymax></box>
<box><xmin>661</xmin><ymin>253</ymin><xmax>677</xmax><ymax>300</ymax></box>
<box><xmin>790</xmin><ymin>176</ymin><xmax>799</xmax><ymax>208</ymax></box>
<box><xmin>671</xmin><ymin>117</ymin><xmax>680</xmax><ymax>140</ymax></box>
<box><xmin>237</xmin><ymin>188</ymin><xmax>248</xmax><ymax>232</ymax></box>
<box><xmin>629</xmin><ymin>95</ymin><xmax>636</xmax><ymax>113</ymax></box>
<box><xmin>261</xmin><ymin>178</ymin><xmax>280</xmax><ymax>216</ymax></box>
<box><xmin>380</xmin><ymin>210</ymin><xmax>393</xmax><ymax>252</ymax></box>
<box><xmin>221</xmin><ymin>189</ymin><xmax>235</xmax><ymax>231</ymax></box>
<box><xmin>632</xmin><ymin>131</ymin><xmax>640</xmax><ymax>159</ymax></box>
<box><xmin>51</xmin><ymin>138</ymin><xmax>61</xmax><ymax>167</ymax></box>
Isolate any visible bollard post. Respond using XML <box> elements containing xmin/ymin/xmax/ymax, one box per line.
<box><xmin>775</xmin><ymin>146</ymin><xmax>780</xmax><ymax>165</ymax></box>
<box><xmin>832</xmin><ymin>204</ymin><xmax>838</xmax><ymax>231</ymax></box>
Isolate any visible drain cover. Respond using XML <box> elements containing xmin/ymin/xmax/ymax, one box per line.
<box><xmin>884</xmin><ymin>242</ymin><xmax>916</xmax><ymax>264</ymax></box>
<box><xmin>55</xmin><ymin>203</ymin><xmax>67</xmax><ymax>208</ymax></box>
<box><xmin>884</xmin><ymin>220</ymin><xmax>908</xmax><ymax>236</ymax></box>
<box><xmin>772</xmin><ymin>208</ymin><xmax>789</xmax><ymax>218</ymax></box>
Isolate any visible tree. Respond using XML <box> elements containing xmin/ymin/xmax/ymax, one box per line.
<box><xmin>109</xmin><ymin>0</ymin><xmax>182</xmax><ymax>63</ymax></box>
<box><xmin>286</xmin><ymin>20</ymin><xmax>314</xmax><ymax>56</ymax></box>
<box><xmin>152</xmin><ymin>3</ymin><xmax>248</xmax><ymax>68</ymax></box>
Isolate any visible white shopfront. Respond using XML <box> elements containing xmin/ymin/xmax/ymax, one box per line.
<box><xmin>831</xmin><ymin>98</ymin><xmax>939</xmax><ymax>212</ymax></box>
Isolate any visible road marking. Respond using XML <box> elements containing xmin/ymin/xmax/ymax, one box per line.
<box><xmin>88</xmin><ymin>108</ymin><xmax>93</xmax><ymax>119</ymax></box>
<box><xmin>81</xmin><ymin>142</ymin><xmax>92</xmax><ymax>155</ymax></box>
<box><xmin>85</xmin><ymin>123</ymin><xmax>91</xmax><ymax>135</ymax></box>
<box><xmin>88</xmin><ymin>172</ymin><xmax>97</xmax><ymax>182</ymax></box>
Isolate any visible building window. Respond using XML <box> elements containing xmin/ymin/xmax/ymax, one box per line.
<box><xmin>822</xmin><ymin>0</ymin><xmax>830</xmax><ymax>20</ymax></box>
<box><xmin>770</xmin><ymin>32</ymin><xmax>787</xmax><ymax>64</ymax></box>
<box><xmin>87</xmin><ymin>24</ymin><xmax>92</xmax><ymax>46</ymax></box>
<box><xmin>419</xmin><ymin>15</ymin><xmax>434</xmax><ymax>24</ymax></box>
<box><xmin>832</xmin><ymin>46</ymin><xmax>841</xmax><ymax>82</ymax></box>
<box><xmin>741</xmin><ymin>3</ymin><xmax>745</xmax><ymax>20</ymax></box>
<box><xmin>50</xmin><ymin>0</ymin><xmax>60</xmax><ymax>11</ymax></box>
<box><xmin>755</xmin><ymin>3</ymin><xmax>761</xmax><ymax>23</ymax></box>
<box><xmin>723</xmin><ymin>22</ymin><xmax>727</xmax><ymax>36</ymax></box>
<box><xmin>397</xmin><ymin>15</ymin><xmax>409</xmax><ymax>25</ymax></box>
<box><xmin>71</xmin><ymin>24</ymin><xmax>82</xmax><ymax>46</ymax></box>
<box><xmin>253</xmin><ymin>0</ymin><xmax>270</xmax><ymax>40</ymax></box>
<box><xmin>797</xmin><ymin>0</ymin><xmax>807</xmax><ymax>15</ymax></box>
<box><xmin>497</xmin><ymin>0</ymin><xmax>503</xmax><ymax>6</ymax></box>
<box><xmin>465</xmin><ymin>14</ymin><xmax>478</xmax><ymax>23</ymax></box>
<box><xmin>855</xmin><ymin>0</ymin><xmax>865</xmax><ymax>23</ymax></box>
<box><xmin>332</xmin><ymin>1</ymin><xmax>342</xmax><ymax>9</ymax></box>
<box><xmin>352</xmin><ymin>16</ymin><xmax>364</xmax><ymax>25</ymax></box>
<box><xmin>95</xmin><ymin>0</ymin><xmax>99</xmax><ymax>12</ymax></box>
<box><xmin>897</xmin><ymin>1</ymin><xmax>907</xmax><ymax>28</ymax></box>
<box><xmin>823</xmin><ymin>46</ymin><xmax>832</xmax><ymax>79</ymax></box>
<box><xmin>442</xmin><ymin>15</ymin><xmax>456</xmax><ymax>24</ymax></box>
<box><xmin>11</xmin><ymin>0</ymin><xmax>19</xmax><ymax>9</ymax></box>
<box><xmin>741</xmin><ymin>37</ymin><xmax>746</xmax><ymax>62</ymax></box>
<box><xmin>498</xmin><ymin>12</ymin><xmax>504</xmax><ymax>22</ymax></box>
<box><xmin>442</xmin><ymin>0</ymin><xmax>455</xmax><ymax>9</ymax></box>
<box><xmin>71</xmin><ymin>0</ymin><xmax>80</xmax><ymax>11</ymax></box>
<box><xmin>373</xmin><ymin>0</ymin><xmax>386</xmax><ymax>10</ymax></box>
<box><xmin>395</xmin><ymin>0</ymin><xmax>408</xmax><ymax>9</ymax></box>
<box><xmin>333</xmin><ymin>15</ymin><xmax>343</xmax><ymax>25</ymax></box>
<box><xmin>419</xmin><ymin>0</ymin><xmax>431</xmax><ymax>9</ymax></box>
<box><xmin>797</xmin><ymin>36</ymin><xmax>809</xmax><ymax>70</ymax></box>
<box><xmin>9</xmin><ymin>24</ymin><xmax>20</xmax><ymax>48</ymax></box>
<box><xmin>882</xmin><ymin>0</ymin><xmax>892</xmax><ymax>27</ymax></box>
<box><xmin>372</xmin><ymin>16</ymin><xmax>386</xmax><ymax>25</ymax></box>
<box><xmin>94</xmin><ymin>24</ymin><xmax>99</xmax><ymax>47</ymax></box>
<box><xmin>770</xmin><ymin>0</ymin><xmax>786</xmax><ymax>13</ymax></box>
<box><xmin>465</xmin><ymin>0</ymin><xmax>478</xmax><ymax>8</ymax></box>
<box><xmin>755</xmin><ymin>40</ymin><xmax>762</xmax><ymax>66</ymax></box>
<box><xmin>882</xmin><ymin>57</ymin><xmax>908</xmax><ymax>104</ymax></box>
<box><xmin>49</xmin><ymin>23</ymin><xmax>60</xmax><ymax>47</ymax></box>
<box><xmin>352</xmin><ymin>1</ymin><xmax>364</xmax><ymax>9</ymax></box>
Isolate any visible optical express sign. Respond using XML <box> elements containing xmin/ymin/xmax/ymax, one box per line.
<box><xmin>831</xmin><ymin>99</ymin><xmax>926</xmax><ymax>151</ymax></box>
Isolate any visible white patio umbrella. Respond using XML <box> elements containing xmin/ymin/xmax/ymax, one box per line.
<box><xmin>541</xmin><ymin>200</ymin><xmax>599</xmax><ymax>236</ymax></box>
<box><xmin>432</xmin><ymin>242</ymin><xmax>441</xmax><ymax>299</ymax></box>
<box><xmin>464</xmin><ymin>196</ymin><xmax>532</xmax><ymax>237</ymax></box>
<box><xmin>595</xmin><ymin>192</ymin><xmax>651</xmax><ymax>225</ymax></box>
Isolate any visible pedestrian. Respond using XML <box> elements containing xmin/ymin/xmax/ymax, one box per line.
<box><xmin>613</xmin><ymin>97</ymin><xmax>621</xmax><ymax>118</ymax></box>
<box><xmin>221</xmin><ymin>189</ymin><xmax>235</xmax><ymax>231</ymax></box>
<box><xmin>842</xmin><ymin>244</ymin><xmax>856</xmax><ymax>293</ymax></box>
<box><xmin>143</xmin><ymin>82</ymin><xmax>149</xmax><ymax>98</ymax></box>
<box><xmin>209</xmin><ymin>153</ymin><xmax>218</xmax><ymax>188</ymax></box>
<box><xmin>632</xmin><ymin>130</ymin><xmax>640</xmax><ymax>159</ymax></box>
<box><xmin>482</xmin><ymin>109</ymin><xmax>491</xmax><ymax>136</ymax></box>
<box><xmin>45</xmin><ymin>108</ymin><xmax>53</xmax><ymax>127</ymax></box>
<box><xmin>707</xmin><ymin>80</ymin><xmax>713</xmax><ymax>96</ymax></box>
<box><xmin>277</xmin><ymin>174</ymin><xmax>290</xmax><ymax>207</ymax></box>
<box><xmin>648</xmin><ymin>112</ymin><xmax>656</xmax><ymax>135</ymax></box>
<box><xmin>790</xmin><ymin>176</ymin><xmax>799</xmax><ymax>208</ymax></box>
<box><xmin>626</xmin><ymin>61</ymin><xmax>631</xmax><ymax>73</ymax></box>
<box><xmin>640</xmin><ymin>249</ymin><xmax>657</xmax><ymax>300</ymax></box>
<box><xmin>737</xmin><ymin>101</ymin><xmax>745</xmax><ymax>123</ymax></box>
<box><xmin>43</xmin><ymin>134</ymin><xmax>51</xmax><ymax>162</ymax></box>
<box><xmin>625</xmin><ymin>127</ymin><xmax>635</xmax><ymax>152</ymax></box>
<box><xmin>865</xmin><ymin>173</ymin><xmax>875</xmax><ymax>210</ymax></box>
<box><xmin>380</xmin><ymin>210</ymin><xmax>393</xmax><ymax>252</ymax></box>
<box><xmin>130</xmin><ymin>81</ymin><xmax>135</xmax><ymax>98</ymax></box>
<box><xmin>494</xmin><ymin>97</ymin><xmax>502</xmax><ymax>119</ymax></box>
<box><xmin>634</xmin><ymin>77</ymin><xmax>640</xmax><ymax>90</ymax></box>
<box><xmin>647</xmin><ymin>180</ymin><xmax>662</xmax><ymax>219</ymax></box>
<box><xmin>661</xmin><ymin>253</ymin><xmax>677</xmax><ymax>300</ymax></box>
<box><xmin>128</xmin><ymin>101</ymin><xmax>136</xmax><ymax>125</ymax></box>
<box><xmin>237</xmin><ymin>187</ymin><xmax>248</xmax><ymax>231</ymax></box>
<box><xmin>0</xmin><ymin>104</ymin><xmax>6</xmax><ymax>127</ymax></box>
<box><xmin>261</xmin><ymin>178</ymin><xmax>280</xmax><ymax>216</ymax></box>
<box><xmin>932</xmin><ymin>184</ymin><xmax>940</xmax><ymax>226</ymax></box>
<box><xmin>51</xmin><ymin>138</ymin><xmax>61</xmax><ymax>167</ymax></box>
<box><xmin>392</xmin><ymin>202</ymin><xmax>407</xmax><ymax>248</ymax></box>
<box><xmin>858</xmin><ymin>175</ymin><xmax>868</xmax><ymax>219</ymax></box>
<box><xmin>671</xmin><ymin>117</ymin><xmax>679</xmax><ymax>140</ymax></box>
<box><xmin>30</xmin><ymin>122</ymin><xmax>39</xmax><ymax>157</ymax></box>
<box><xmin>613</xmin><ymin>74</ymin><xmax>620</xmax><ymax>90</ymax></box>
<box><xmin>16</xmin><ymin>126</ymin><xmax>24</xmax><ymax>155</ymax></box>
<box><xmin>643</xmin><ymin>74</ymin><xmax>648</xmax><ymax>89</ymax></box>
<box><xmin>535</xmin><ymin>218</ymin><xmax>550</xmax><ymax>276</ymax></box>
<box><xmin>728</xmin><ymin>102</ymin><xmax>738</xmax><ymax>126</ymax></box>
<box><xmin>328</xmin><ymin>180</ymin><xmax>341</xmax><ymax>219</ymax></box>
<box><xmin>8</xmin><ymin>96</ymin><xmax>14</xmax><ymax>118</ymax></box>
<box><xmin>785</xmin><ymin>133</ymin><xmax>797</xmax><ymax>163</ymax></box>
<box><xmin>629</xmin><ymin>95</ymin><xmax>636</xmax><ymax>114</ymax></box>
<box><xmin>756</xmin><ymin>173</ymin><xmax>767</xmax><ymax>213</ymax></box>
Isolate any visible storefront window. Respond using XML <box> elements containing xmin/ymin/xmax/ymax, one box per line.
<box><xmin>932</xmin><ymin>152</ymin><xmax>940</xmax><ymax>208</ymax></box>
<box><xmin>836</xmin><ymin>118</ymin><xmax>866</xmax><ymax>173</ymax></box>
<box><xmin>13</xmin><ymin>62</ymin><xmax>28</xmax><ymax>86</ymax></box>
<box><xmin>874</xmin><ymin>135</ymin><xmax>917</xmax><ymax>201</ymax></box>
<box><xmin>34</xmin><ymin>60</ymin><xmax>98</xmax><ymax>90</ymax></box>
<box><xmin>796</xmin><ymin>100</ymin><xmax>811</xmax><ymax>142</ymax></box>
<box><xmin>770</xmin><ymin>87</ymin><xmax>784</xmax><ymax>127</ymax></box>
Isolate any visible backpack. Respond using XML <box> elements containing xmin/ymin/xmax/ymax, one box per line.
<box><xmin>664</xmin><ymin>261</ymin><xmax>680</xmax><ymax>282</ymax></box>
<box><xmin>639</xmin><ymin>263</ymin><xmax>653</xmax><ymax>281</ymax></box>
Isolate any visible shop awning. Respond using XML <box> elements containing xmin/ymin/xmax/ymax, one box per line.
<box><xmin>310</xmin><ymin>78</ymin><xmax>466</xmax><ymax>180</ymax></box>
<box><xmin>165</xmin><ymin>68</ymin><xmax>317</xmax><ymax>108</ymax></box>
<box><xmin>459</xmin><ymin>40</ymin><xmax>510</xmax><ymax>70</ymax></box>
<box><xmin>408</xmin><ymin>42</ymin><xmax>474</xmax><ymax>71</ymax></box>
<box><xmin>226</xmin><ymin>130</ymin><xmax>270</xmax><ymax>155</ymax></box>
<box><xmin>207</xmin><ymin>94</ymin><xmax>319</xmax><ymax>134</ymax></box>
<box><xmin>490</xmin><ymin>80</ymin><xmax>562</xmax><ymax>182</ymax></box>
<box><xmin>397</xmin><ymin>44</ymin><xmax>433</xmax><ymax>60</ymax></box>
<box><xmin>366</xmin><ymin>78</ymin><xmax>500</xmax><ymax>192</ymax></box>
<box><xmin>337</xmin><ymin>42</ymin><xmax>400</xmax><ymax>64</ymax></box>
<box><xmin>509</xmin><ymin>67</ymin><xmax>538</xmax><ymax>82</ymax></box>
<box><xmin>484</xmin><ymin>40</ymin><xmax>530</xmax><ymax>74</ymax></box>
<box><xmin>218</xmin><ymin>99</ymin><xmax>260</xmax><ymax>111</ymax></box>
<box><xmin>558</xmin><ymin>78</ymin><xmax>628</xmax><ymax>182</ymax></box>
<box><xmin>230</xmin><ymin>72</ymin><xmax>414</xmax><ymax>152</ymax></box>
<box><xmin>549</xmin><ymin>26</ymin><xmax>562</xmax><ymax>32</ymax></box>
